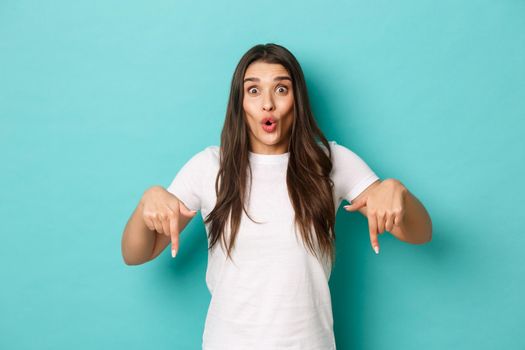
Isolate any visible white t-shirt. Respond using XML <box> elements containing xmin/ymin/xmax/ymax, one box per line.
<box><xmin>167</xmin><ymin>140</ymin><xmax>380</xmax><ymax>350</ymax></box>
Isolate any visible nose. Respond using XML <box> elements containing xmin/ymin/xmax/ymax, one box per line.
<box><xmin>262</xmin><ymin>90</ymin><xmax>275</xmax><ymax>111</ymax></box>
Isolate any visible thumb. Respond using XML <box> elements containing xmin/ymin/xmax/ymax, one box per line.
<box><xmin>179</xmin><ymin>205</ymin><xmax>198</xmax><ymax>218</ymax></box>
<box><xmin>344</xmin><ymin>198</ymin><xmax>367</xmax><ymax>212</ymax></box>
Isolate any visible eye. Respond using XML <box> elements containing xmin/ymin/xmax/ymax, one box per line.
<box><xmin>247</xmin><ymin>87</ymin><xmax>258</xmax><ymax>94</ymax></box>
<box><xmin>276</xmin><ymin>85</ymin><xmax>288</xmax><ymax>93</ymax></box>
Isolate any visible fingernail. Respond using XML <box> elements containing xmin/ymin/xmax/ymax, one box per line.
<box><xmin>172</xmin><ymin>248</ymin><xmax>177</xmax><ymax>258</ymax></box>
<box><xmin>343</xmin><ymin>205</ymin><xmax>349</xmax><ymax>210</ymax></box>
<box><xmin>374</xmin><ymin>246</ymin><xmax>379</xmax><ymax>254</ymax></box>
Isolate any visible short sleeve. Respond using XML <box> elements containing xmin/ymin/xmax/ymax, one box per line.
<box><xmin>329</xmin><ymin>141</ymin><xmax>381</xmax><ymax>204</ymax></box>
<box><xmin>166</xmin><ymin>149</ymin><xmax>208</xmax><ymax>212</ymax></box>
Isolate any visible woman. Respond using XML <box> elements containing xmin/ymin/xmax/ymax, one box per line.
<box><xmin>121</xmin><ymin>43</ymin><xmax>432</xmax><ymax>349</ymax></box>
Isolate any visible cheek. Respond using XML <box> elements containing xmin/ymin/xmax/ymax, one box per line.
<box><xmin>243</xmin><ymin>99</ymin><xmax>256</xmax><ymax>117</ymax></box>
<box><xmin>281</xmin><ymin>94</ymin><xmax>294</xmax><ymax>111</ymax></box>
<box><xmin>281</xmin><ymin>98</ymin><xmax>294</xmax><ymax>118</ymax></box>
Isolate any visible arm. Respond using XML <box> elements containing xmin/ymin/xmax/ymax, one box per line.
<box><xmin>121</xmin><ymin>199</ymin><xmax>156</xmax><ymax>265</ymax></box>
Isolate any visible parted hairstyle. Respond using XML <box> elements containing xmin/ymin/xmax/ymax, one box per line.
<box><xmin>203</xmin><ymin>43</ymin><xmax>337</xmax><ymax>267</ymax></box>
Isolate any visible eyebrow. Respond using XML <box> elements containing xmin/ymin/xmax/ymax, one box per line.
<box><xmin>243</xmin><ymin>76</ymin><xmax>292</xmax><ymax>83</ymax></box>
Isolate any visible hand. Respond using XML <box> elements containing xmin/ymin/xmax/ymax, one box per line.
<box><xmin>344</xmin><ymin>179</ymin><xmax>407</xmax><ymax>254</ymax></box>
<box><xmin>140</xmin><ymin>186</ymin><xmax>198</xmax><ymax>258</ymax></box>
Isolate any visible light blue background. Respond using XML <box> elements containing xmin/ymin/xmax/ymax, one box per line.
<box><xmin>1</xmin><ymin>0</ymin><xmax>524</xmax><ymax>349</ymax></box>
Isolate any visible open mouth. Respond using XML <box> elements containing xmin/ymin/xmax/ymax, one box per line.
<box><xmin>262</xmin><ymin>119</ymin><xmax>277</xmax><ymax>132</ymax></box>
<box><xmin>262</xmin><ymin>117</ymin><xmax>276</xmax><ymax>125</ymax></box>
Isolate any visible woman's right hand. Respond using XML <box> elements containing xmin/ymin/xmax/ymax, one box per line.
<box><xmin>139</xmin><ymin>186</ymin><xmax>198</xmax><ymax>258</ymax></box>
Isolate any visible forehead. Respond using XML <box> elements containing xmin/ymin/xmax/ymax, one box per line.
<box><xmin>244</xmin><ymin>61</ymin><xmax>290</xmax><ymax>81</ymax></box>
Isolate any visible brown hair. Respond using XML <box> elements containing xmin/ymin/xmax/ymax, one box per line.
<box><xmin>203</xmin><ymin>43</ymin><xmax>336</xmax><ymax>267</ymax></box>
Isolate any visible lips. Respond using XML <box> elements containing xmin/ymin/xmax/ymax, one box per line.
<box><xmin>261</xmin><ymin>117</ymin><xmax>276</xmax><ymax>125</ymax></box>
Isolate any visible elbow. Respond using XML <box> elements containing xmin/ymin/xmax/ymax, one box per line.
<box><xmin>411</xmin><ymin>229</ymin><xmax>432</xmax><ymax>245</ymax></box>
<box><xmin>417</xmin><ymin>233</ymin><xmax>432</xmax><ymax>245</ymax></box>
<box><xmin>422</xmin><ymin>220</ymin><xmax>433</xmax><ymax>244</ymax></box>
<box><xmin>427</xmin><ymin>229</ymin><xmax>433</xmax><ymax>243</ymax></box>
<box><xmin>396</xmin><ymin>226</ymin><xmax>432</xmax><ymax>245</ymax></box>
<box><xmin>411</xmin><ymin>218</ymin><xmax>433</xmax><ymax>245</ymax></box>
<box><xmin>122</xmin><ymin>253</ymin><xmax>136</xmax><ymax>266</ymax></box>
<box><xmin>121</xmin><ymin>237</ymin><xmax>150</xmax><ymax>266</ymax></box>
<box><xmin>122</xmin><ymin>255</ymin><xmax>148</xmax><ymax>266</ymax></box>
<box><xmin>121</xmin><ymin>247</ymin><xmax>150</xmax><ymax>266</ymax></box>
<box><xmin>122</xmin><ymin>256</ymin><xmax>137</xmax><ymax>266</ymax></box>
<box><xmin>391</xmin><ymin>220</ymin><xmax>432</xmax><ymax>245</ymax></box>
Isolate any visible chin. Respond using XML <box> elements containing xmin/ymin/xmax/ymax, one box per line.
<box><xmin>260</xmin><ymin>134</ymin><xmax>281</xmax><ymax>143</ymax></box>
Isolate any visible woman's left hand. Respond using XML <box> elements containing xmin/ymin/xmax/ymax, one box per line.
<box><xmin>344</xmin><ymin>179</ymin><xmax>407</xmax><ymax>254</ymax></box>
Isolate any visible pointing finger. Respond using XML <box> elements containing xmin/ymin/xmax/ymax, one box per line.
<box><xmin>368</xmin><ymin>213</ymin><xmax>380</xmax><ymax>254</ymax></box>
<box><xmin>170</xmin><ymin>212</ymin><xmax>180</xmax><ymax>258</ymax></box>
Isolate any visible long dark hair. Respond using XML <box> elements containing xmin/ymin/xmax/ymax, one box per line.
<box><xmin>203</xmin><ymin>43</ymin><xmax>336</xmax><ymax>267</ymax></box>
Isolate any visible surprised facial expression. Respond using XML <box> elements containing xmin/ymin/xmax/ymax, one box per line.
<box><xmin>242</xmin><ymin>61</ymin><xmax>294</xmax><ymax>155</ymax></box>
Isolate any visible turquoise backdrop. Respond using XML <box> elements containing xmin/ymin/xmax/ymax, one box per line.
<box><xmin>1</xmin><ymin>0</ymin><xmax>523</xmax><ymax>349</ymax></box>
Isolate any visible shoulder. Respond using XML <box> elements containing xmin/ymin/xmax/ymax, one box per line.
<box><xmin>316</xmin><ymin>140</ymin><xmax>337</xmax><ymax>155</ymax></box>
<box><xmin>177</xmin><ymin>145</ymin><xmax>220</xmax><ymax>171</ymax></box>
<box><xmin>317</xmin><ymin>140</ymin><xmax>354</xmax><ymax>159</ymax></box>
<box><xmin>205</xmin><ymin>145</ymin><xmax>220</xmax><ymax>155</ymax></box>
<box><xmin>324</xmin><ymin>140</ymin><xmax>377</xmax><ymax>179</ymax></box>
<box><xmin>202</xmin><ymin>145</ymin><xmax>220</xmax><ymax>162</ymax></box>
<box><xmin>190</xmin><ymin>145</ymin><xmax>219</xmax><ymax>159</ymax></box>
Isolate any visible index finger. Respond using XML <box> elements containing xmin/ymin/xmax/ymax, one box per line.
<box><xmin>169</xmin><ymin>211</ymin><xmax>180</xmax><ymax>258</ymax></box>
<box><xmin>368</xmin><ymin>213</ymin><xmax>380</xmax><ymax>254</ymax></box>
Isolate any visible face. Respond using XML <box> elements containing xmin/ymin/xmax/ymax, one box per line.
<box><xmin>242</xmin><ymin>61</ymin><xmax>294</xmax><ymax>155</ymax></box>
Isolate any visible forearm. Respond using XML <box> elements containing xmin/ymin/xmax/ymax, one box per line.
<box><xmin>121</xmin><ymin>200</ymin><xmax>157</xmax><ymax>265</ymax></box>
<box><xmin>389</xmin><ymin>188</ymin><xmax>432</xmax><ymax>244</ymax></box>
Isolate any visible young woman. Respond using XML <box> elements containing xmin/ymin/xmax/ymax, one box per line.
<box><xmin>121</xmin><ymin>43</ymin><xmax>432</xmax><ymax>350</ymax></box>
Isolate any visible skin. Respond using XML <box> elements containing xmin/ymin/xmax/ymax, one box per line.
<box><xmin>243</xmin><ymin>61</ymin><xmax>295</xmax><ymax>155</ymax></box>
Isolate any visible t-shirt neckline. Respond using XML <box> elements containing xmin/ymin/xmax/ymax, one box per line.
<box><xmin>248</xmin><ymin>151</ymin><xmax>290</xmax><ymax>164</ymax></box>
